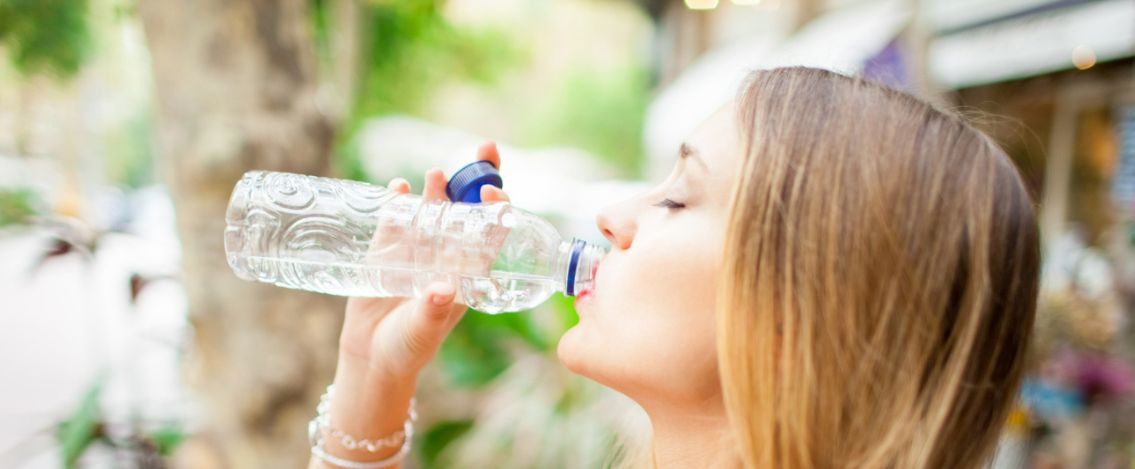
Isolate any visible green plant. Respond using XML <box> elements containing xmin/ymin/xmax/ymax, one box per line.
<box><xmin>0</xmin><ymin>0</ymin><xmax>91</xmax><ymax>77</ymax></box>
<box><xmin>54</xmin><ymin>377</ymin><xmax>186</xmax><ymax>468</ymax></box>
<box><xmin>0</xmin><ymin>188</ymin><xmax>40</xmax><ymax>227</ymax></box>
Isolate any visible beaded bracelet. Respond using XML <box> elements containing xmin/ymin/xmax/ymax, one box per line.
<box><xmin>308</xmin><ymin>384</ymin><xmax>417</xmax><ymax>469</ymax></box>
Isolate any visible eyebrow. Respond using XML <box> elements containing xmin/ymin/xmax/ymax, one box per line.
<box><xmin>679</xmin><ymin>142</ymin><xmax>708</xmax><ymax>172</ymax></box>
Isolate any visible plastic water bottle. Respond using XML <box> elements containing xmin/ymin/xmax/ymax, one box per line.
<box><xmin>223</xmin><ymin>162</ymin><xmax>606</xmax><ymax>314</ymax></box>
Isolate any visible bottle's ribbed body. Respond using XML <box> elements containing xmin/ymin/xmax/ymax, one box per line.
<box><xmin>224</xmin><ymin>171</ymin><xmax>604</xmax><ymax>313</ymax></box>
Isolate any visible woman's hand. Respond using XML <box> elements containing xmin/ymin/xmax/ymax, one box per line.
<box><xmin>338</xmin><ymin>141</ymin><xmax>511</xmax><ymax>379</ymax></box>
<box><xmin>311</xmin><ymin>142</ymin><xmax>510</xmax><ymax>468</ymax></box>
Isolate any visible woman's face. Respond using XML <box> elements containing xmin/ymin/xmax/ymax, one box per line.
<box><xmin>559</xmin><ymin>105</ymin><xmax>741</xmax><ymax>411</ymax></box>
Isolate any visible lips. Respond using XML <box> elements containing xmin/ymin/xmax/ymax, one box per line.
<box><xmin>575</xmin><ymin>260</ymin><xmax>600</xmax><ymax>300</ymax></box>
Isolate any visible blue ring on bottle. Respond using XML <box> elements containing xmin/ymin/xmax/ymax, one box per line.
<box><xmin>565</xmin><ymin>238</ymin><xmax>585</xmax><ymax>296</ymax></box>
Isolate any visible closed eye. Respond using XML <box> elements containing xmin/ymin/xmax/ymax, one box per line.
<box><xmin>653</xmin><ymin>198</ymin><xmax>686</xmax><ymax>210</ymax></box>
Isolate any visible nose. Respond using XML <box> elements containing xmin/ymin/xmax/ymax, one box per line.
<box><xmin>596</xmin><ymin>198</ymin><xmax>639</xmax><ymax>251</ymax></box>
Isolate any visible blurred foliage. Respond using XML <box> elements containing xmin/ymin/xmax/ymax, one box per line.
<box><xmin>439</xmin><ymin>313</ymin><xmax>522</xmax><ymax>386</ymax></box>
<box><xmin>0</xmin><ymin>187</ymin><xmax>41</xmax><ymax>226</ymax></box>
<box><xmin>102</xmin><ymin>110</ymin><xmax>155</xmax><ymax>189</ymax></box>
<box><xmin>0</xmin><ymin>0</ymin><xmax>91</xmax><ymax>77</ymax></box>
<box><xmin>521</xmin><ymin>65</ymin><xmax>652</xmax><ymax>178</ymax></box>
<box><xmin>330</xmin><ymin>129</ymin><xmax>372</xmax><ymax>183</ymax></box>
<box><xmin>423</xmin><ymin>292</ymin><xmax>602</xmax><ymax>466</ymax></box>
<box><xmin>310</xmin><ymin>0</ymin><xmax>523</xmax><ymax>182</ymax></box>
<box><xmin>53</xmin><ymin>376</ymin><xmax>186</xmax><ymax>467</ymax></box>
<box><xmin>310</xmin><ymin>0</ymin><xmax>651</xmax><ymax>181</ymax></box>
<box><xmin>150</xmin><ymin>424</ymin><xmax>185</xmax><ymax>456</ymax></box>
<box><xmin>443</xmin><ymin>292</ymin><xmax>579</xmax><ymax>387</ymax></box>
<box><xmin>57</xmin><ymin>379</ymin><xmax>102</xmax><ymax>468</ymax></box>
<box><xmin>418</xmin><ymin>420</ymin><xmax>473</xmax><ymax>467</ymax></box>
<box><xmin>350</xmin><ymin>0</ymin><xmax>521</xmax><ymax>118</ymax></box>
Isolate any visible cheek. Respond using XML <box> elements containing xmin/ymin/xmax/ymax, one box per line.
<box><xmin>558</xmin><ymin>227</ymin><xmax>724</xmax><ymax>402</ymax></box>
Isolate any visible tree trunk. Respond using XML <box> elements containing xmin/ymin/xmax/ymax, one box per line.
<box><xmin>137</xmin><ymin>1</ymin><xmax>344</xmax><ymax>467</ymax></box>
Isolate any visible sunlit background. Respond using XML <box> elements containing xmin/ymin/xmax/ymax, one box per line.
<box><xmin>0</xmin><ymin>0</ymin><xmax>1133</xmax><ymax>467</ymax></box>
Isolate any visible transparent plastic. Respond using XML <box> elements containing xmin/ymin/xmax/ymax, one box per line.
<box><xmin>223</xmin><ymin>171</ymin><xmax>606</xmax><ymax>314</ymax></box>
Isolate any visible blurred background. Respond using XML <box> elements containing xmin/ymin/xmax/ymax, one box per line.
<box><xmin>0</xmin><ymin>0</ymin><xmax>1132</xmax><ymax>467</ymax></box>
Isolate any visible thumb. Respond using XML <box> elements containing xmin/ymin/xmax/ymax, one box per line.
<box><xmin>401</xmin><ymin>281</ymin><xmax>467</xmax><ymax>358</ymax></box>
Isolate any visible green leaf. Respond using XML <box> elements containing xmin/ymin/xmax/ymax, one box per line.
<box><xmin>150</xmin><ymin>424</ymin><xmax>185</xmax><ymax>456</ymax></box>
<box><xmin>56</xmin><ymin>380</ymin><xmax>103</xmax><ymax>468</ymax></box>
<box><xmin>417</xmin><ymin>419</ymin><xmax>473</xmax><ymax>467</ymax></box>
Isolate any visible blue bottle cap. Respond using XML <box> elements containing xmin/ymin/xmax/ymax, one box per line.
<box><xmin>446</xmin><ymin>160</ymin><xmax>503</xmax><ymax>203</ymax></box>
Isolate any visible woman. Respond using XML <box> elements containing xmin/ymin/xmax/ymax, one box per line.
<box><xmin>308</xmin><ymin>67</ymin><xmax>1039</xmax><ymax>469</ymax></box>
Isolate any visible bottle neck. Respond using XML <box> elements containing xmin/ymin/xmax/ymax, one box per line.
<box><xmin>554</xmin><ymin>238</ymin><xmax>605</xmax><ymax>297</ymax></box>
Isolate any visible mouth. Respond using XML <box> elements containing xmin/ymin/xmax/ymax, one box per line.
<box><xmin>575</xmin><ymin>261</ymin><xmax>600</xmax><ymax>301</ymax></box>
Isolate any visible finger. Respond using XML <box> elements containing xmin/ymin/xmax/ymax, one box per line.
<box><xmin>480</xmin><ymin>185</ymin><xmax>511</xmax><ymax>203</ymax></box>
<box><xmin>478</xmin><ymin>186</ymin><xmax>511</xmax><ymax>275</ymax></box>
<box><xmin>477</xmin><ymin>141</ymin><xmax>501</xmax><ymax>170</ymax></box>
<box><xmin>401</xmin><ymin>281</ymin><xmax>467</xmax><ymax>358</ymax></box>
<box><xmin>360</xmin><ymin>177</ymin><xmax>414</xmax><ymax>302</ymax></box>
<box><xmin>341</xmin><ymin>295</ymin><xmax>405</xmax><ymax>354</ymax></box>
<box><xmin>371</xmin><ymin>177</ymin><xmax>412</xmax><ymax>252</ymax></box>
<box><xmin>422</xmin><ymin>168</ymin><xmax>449</xmax><ymax>202</ymax></box>
<box><xmin>387</xmin><ymin>177</ymin><xmax>411</xmax><ymax>193</ymax></box>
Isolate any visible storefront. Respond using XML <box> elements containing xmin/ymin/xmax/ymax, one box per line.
<box><xmin>928</xmin><ymin>0</ymin><xmax>1135</xmax><ymax>247</ymax></box>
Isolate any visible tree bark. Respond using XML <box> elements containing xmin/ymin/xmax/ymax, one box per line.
<box><xmin>137</xmin><ymin>1</ymin><xmax>344</xmax><ymax>467</ymax></box>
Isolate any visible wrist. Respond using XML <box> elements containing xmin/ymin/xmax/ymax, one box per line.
<box><xmin>333</xmin><ymin>353</ymin><xmax>417</xmax><ymax>397</ymax></box>
<box><xmin>310</xmin><ymin>385</ymin><xmax>416</xmax><ymax>468</ymax></box>
<box><xmin>322</xmin><ymin>355</ymin><xmax>418</xmax><ymax>461</ymax></box>
<box><xmin>338</xmin><ymin>347</ymin><xmax>424</xmax><ymax>383</ymax></box>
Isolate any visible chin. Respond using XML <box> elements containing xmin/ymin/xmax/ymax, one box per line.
<box><xmin>558</xmin><ymin>321</ymin><xmax>614</xmax><ymax>383</ymax></box>
<box><xmin>557</xmin><ymin>322</ymin><xmax>625</xmax><ymax>392</ymax></box>
<box><xmin>556</xmin><ymin>324</ymin><xmax>588</xmax><ymax>375</ymax></box>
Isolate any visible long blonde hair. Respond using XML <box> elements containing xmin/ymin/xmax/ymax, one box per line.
<box><xmin>716</xmin><ymin>67</ymin><xmax>1040</xmax><ymax>468</ymax></box>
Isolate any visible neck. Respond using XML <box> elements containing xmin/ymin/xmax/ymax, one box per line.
<box><xmin>646</xmin><ymin>399</ymin><xmax>736</xmax><ymax>468</ymax></box>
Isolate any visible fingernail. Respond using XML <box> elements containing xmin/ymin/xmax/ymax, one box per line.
<box><xmin>431</xmin><ymin>284</ymin><xmax>454</xmax><ymax>305</ymax></box>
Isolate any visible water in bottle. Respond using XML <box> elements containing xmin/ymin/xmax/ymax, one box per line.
<box><xmin>223</xmin><ymin>164</ymin><xmax>606</xmax><ymax>314</ymax></box>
